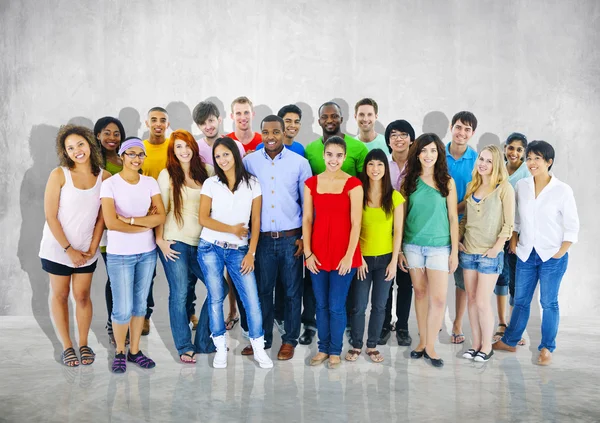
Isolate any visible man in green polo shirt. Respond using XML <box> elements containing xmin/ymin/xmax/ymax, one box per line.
<box><xmin>305</xmin><ymin>102</ymin><xmax>368</xmax><ymax>176</ymax></box>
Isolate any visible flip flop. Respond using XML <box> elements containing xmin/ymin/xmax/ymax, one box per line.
<box><xmin>366</xmin><ymin>350</ymin><xmax>384</xmax><ymax>363</ymax></box>
<box><xmin>225</xmin><ymin>316</ymin><xmax>239</xmax><ymax>331</ymax></box>
<box><xmin>451</xmin><ymin>333</ymin><xmax>465</xmax><ymax>344</ymax></box>
<box><xmin>344</xmin><ymin>349</ymin><xmax>361</xmax><ymax>362</ymax></box>
<box><xmin>180</xmin><ymin>352</ymin><xmax>196</xmax><ymax>364</ymax></box>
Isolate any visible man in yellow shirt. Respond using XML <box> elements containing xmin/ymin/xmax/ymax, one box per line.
<box><xmin>142</xmin><ymin>107</ymin><xmax>170</xmax><ymax>179</ymax></box>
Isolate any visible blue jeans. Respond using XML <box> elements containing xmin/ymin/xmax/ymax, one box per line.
<box><xmin>494</xmin><ymin>242</ymin><xmax>511</xmax><ymax>296</ymax></box>
<box><xmin>107</xmin><ymin>249</ymin><xmax>157</xmax><ymax>325</ymax></box>
<box><xmin>502</xmin><ymin>249</ymin><xmax>569</xmax><ymax>352</ymax></box>
<box><xmin>311</xmin><ymin>268</ymin><xmax>356</xmax><ymax>355</ymax></box>
<box><xmin>350</xmin><ymin>254</ymin><xmax>392</xmax><ymax>348</ymax></box>
<box><xmin>197</xmin><ymin>240</ymin><xmax>263</xmax><ymax>339</ymax></box>
<box><xmin>158</xmin><ymin>241</ymin><xmax>217</xmax><ymax>355</ymax></box>
<box><xmin>255</xmin><ymin>234</ymin><xmax>303</xmax><ymax>348</ymax></box>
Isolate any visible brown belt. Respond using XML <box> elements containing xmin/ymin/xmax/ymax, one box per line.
<box><xmin>260</xmin><ymin>228</ymin><xmax>302</xmax><ymax>239</ymax></box>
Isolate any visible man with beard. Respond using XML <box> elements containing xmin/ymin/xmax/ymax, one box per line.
<box><xmin>354</xmin><ymin>98</ymin><xmax>390</xmax><ymax>157</ymax></box>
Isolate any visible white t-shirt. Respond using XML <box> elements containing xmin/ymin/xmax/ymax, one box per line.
<box><xmin>199</xmin><ymin>175</ymin><xmax>262</xmax><ymax>246</ymax></box>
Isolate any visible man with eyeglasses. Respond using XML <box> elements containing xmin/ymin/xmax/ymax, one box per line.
<box><xmin>378</xmin><ymin>120</ymin><xmax>416</xmax><ymax>346</ymax></box>
<box><xmin>354</xmin><ymin>98</ymin><xmax>390</xmax><ymax>157</ymax></box>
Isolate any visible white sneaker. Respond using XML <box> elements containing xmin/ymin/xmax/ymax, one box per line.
<box><xmin>212</xmin><ymin>335</ymin><xmax>227</xmax><ymax>369</ymax></box>
<box><xmin>250</xmin><ymin>336</ymin><xmax>273</xmax><ymax>369</ymax></box>
<box><xmin>462</xmin><ymin>349</ymin><xmax>477</xmax><ymax>360</ymax></box>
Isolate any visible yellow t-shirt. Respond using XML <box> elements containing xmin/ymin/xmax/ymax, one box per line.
<box><xmin>142</xmin><ymin>138</ymin><xmax>170</xmax><ymax>179</ymax></box>
<box><xmin>360</xmin><ymin>190</ymin><xmax>405</xmax><ymax>256</ymax></box>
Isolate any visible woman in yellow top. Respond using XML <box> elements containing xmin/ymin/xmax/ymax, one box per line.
<box><xmin>346</xmin><ymin>149</ymin><xmax>406</xmax><ymax>363</ymax></box>
<box><xmin>458</xmin><ymin>145</ymin><xmax>515</xmax><ymax>362</ymax></box>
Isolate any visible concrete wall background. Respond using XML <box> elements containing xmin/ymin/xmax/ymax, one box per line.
<box><xmin>1</xmin><ymin>0</ymin><xmax>599</xmax><ymax>319</ymax></box>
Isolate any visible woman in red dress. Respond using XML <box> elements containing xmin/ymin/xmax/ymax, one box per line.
<box><xmin>302</xmin><ymin>136</ymin><xmax>363</xmax><ymax>369</ymax></box>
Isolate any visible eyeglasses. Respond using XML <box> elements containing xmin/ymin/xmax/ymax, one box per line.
<box><xmin>124</xmin><ymin>152</ymin><xmax>146</xmax><ymax>159</ymax></box>
<box><xmin>390</xmin><ymin>133</ymin><xmax>409</xmax><ymax>140</ymax></box>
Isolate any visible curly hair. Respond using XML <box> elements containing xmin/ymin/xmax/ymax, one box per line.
<box><xmin>56</xmin><ymin>124</ymin><xmax>103</xmax><ymax>176</ymax></box>
<box><xmin>401</xmin><ymin>133</ymin><xmax>451</xmax><ymax>198</ymax></box>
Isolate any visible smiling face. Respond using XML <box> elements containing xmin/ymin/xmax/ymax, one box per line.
<box><xmin>64</xmin><ymin>134</ymin><xmax>91</xmax><ymax>164</ymax></box>
<box><xmin>198</xmin><ymin>114</ymin><xmax>221</xmax><ymax>139</ymax></box>
<box><xmin>282</xmin><ymin>112</ymin><xmax>301</xmax><ymax>140</ymax></box>
<box><xmin>323</xmin><ymin>143</ymin><xmax>346</xmax><ymax>172</ymax></box>
<box><xmin>366</xmin><ymin>159</ymin><xmax>386</xmax><ymax>182</ymax></box>
<box><xmin>214</xmin><ymin>144</ymin><xmax>235</xmax><ymax>173</ymax></box>
<box><xmin>174</xmin><ymin>139</ymin><xmax>193</xmax><ymax>164</ymax></box>
<box><xmin>98</xmin><ymin>122</ymin><xmax>121</xmax><ymax>151</ymax></box>
<box><xmin>450</xmin><ymin>119</ymin><xmax>474</xmax><ymax>146</ymax></box>
<box><xmin>477</xmin><ymin>149</ymin><xmax>494</xmax><ymax>177</ymax></box>
<box><xmin>505</xmin><ymin>140</ymin><xmax>526</xmax><ymax>165</ymax></box>
<box><xmin>526</xmin><ymin>151</ymin><xmax>552</xmax><ymax>177</ymax></box>
<box><xmin>389</xmin><ymin>130</ymin><xmax>412</xmax><ymax>154</ymax></box>
<box><xmin>418</xmin><ymin>142</ymin><xmax>438</xmax><ymax>169</ymax></box>
<box><xmin>146</xmin><ymin>111</ymin><xmax>169</xmax><ymax>138</ymax></box>
<box><xmin>231</xmin><ymin>103</ymin><xmax>253</xmax><ymax>131</ymax></box>
<box><xmin>261</xmin><ymin>121</ymin><xmax>284</xmax><ymax>155</ymax></box>
<box><xmin>355</xmin><ymin>104</ymin><xmax>377</xmax><ymax>133</ymax></box>
<box><xmin>122</xmin><ymin>146</ymin><xmax>145</xmax><ymax>171</ymax></box>
<box><xmin>318</xmin><ymin>105</ymin><xmax>342</xmax><ymax>136</ymax></box>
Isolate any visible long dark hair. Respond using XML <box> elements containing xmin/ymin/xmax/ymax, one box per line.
<box><xmin>167</xmin><ymin>129</ymin><xmax>210</xmax><ymax>226</ymax></box>
<box><xmin>93</xmin><ymin>116</ymin><xmax>126</xmax><ymax>166</ymax></box>
<box><xmin>401</xmin><ymin>133</ymin><xmax>451</xmax><ymax>198</ymax></box>
<box><xmin>359</xmin><ymin>148</ymin><xmax>395</xmax><ymax>218</ymax></box>
<box><xmin>56</xmin><ymin>124</ymin><xmax>103</xmax><ymax>176</ymax></box>
<box><xmin>212</xmin><ymin>137</ymin><xmax>254</xmax><ymax>192</ymax></box>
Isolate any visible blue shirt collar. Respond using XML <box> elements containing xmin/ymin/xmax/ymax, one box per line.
<box><xmin>261</xmin><ymin>146</ymin><xmax>286</xmax><ymax>161</ymax></box>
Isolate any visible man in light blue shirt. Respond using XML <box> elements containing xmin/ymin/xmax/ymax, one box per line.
<box><xmin>243</xmin><ymin>115</ymin><xmax>312</xmax><ymax>360</ymax></box>
<box><xmin>446</xmin><ymin>111</ymin><xmax>478</xmax><ymax>345</ymax></box>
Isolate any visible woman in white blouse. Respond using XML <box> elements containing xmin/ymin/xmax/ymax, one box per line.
<box><xmin>493</xmin><ymin>141</ymin><xmax>579</xmax><ymax>366</ymax></box>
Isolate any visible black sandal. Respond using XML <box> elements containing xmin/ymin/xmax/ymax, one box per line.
<box><xmin>79</xmin><ymin>346</ymin><xmax>96</xmax><ymax>365</ymax></box>
<box><xmin>494</xmin><ymin>323</ymin><xmax>507</xmax><ymax>337</ymax></box>
<box><xmin>61</xmin><ymin>347</ymin><xmax>79</xmax><ymax>367</ymax></box>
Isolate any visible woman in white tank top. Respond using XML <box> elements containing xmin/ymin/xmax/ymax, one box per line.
<box><xmin>39</xmin><ymin>125</ymin><xmax>110</xmax><ymax>367</ymax></box>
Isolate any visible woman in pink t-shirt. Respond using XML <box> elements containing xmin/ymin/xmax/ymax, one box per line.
<box><xmin>101</xmin><ymin>137</ymin><xmax>166</xmax><ymax>373</ymax></box>
<box><xmin>39</xmin><ymin>124</ymin><xmax>111</xmax><ymax>367</ymax></box>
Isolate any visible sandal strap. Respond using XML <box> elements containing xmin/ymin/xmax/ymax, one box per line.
<box><xmin>347</xmin><ymin>349</ymin><xmax>361</xmax><ymax>356</ymax></box>
<box><xmin>79</xmin><ymin>346</ymin><xmax>96</xmax><ymax>358</ymax></box>
<box><xmin>128</xmin><ymin>351</ymin><xmax>156</xmax><ymax>369</ymax></box>
<box><xmin>62</xmin><ymin>347</ymin><xmax>79</xmax><ymax>366</ymax></box>
<box><xmin>366</xmin><ymin>350</ymin><xmax>381</xmax><ymax>356</ymax></box>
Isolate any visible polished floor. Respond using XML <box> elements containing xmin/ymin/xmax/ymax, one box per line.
<box><xmin>1</xmin><ymin>315</ymin><xmax>599</xmax><ymax>423</ymax></box>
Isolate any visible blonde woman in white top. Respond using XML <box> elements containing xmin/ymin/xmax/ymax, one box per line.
<box><xmin>156</xmin><ymin>130</ymin><xmax>214</xmax><ymax>363</ymax></box>
<box><xmin>39</xmin><ymin>125</ymin><xmax>110</xmax><ymax>367</ymax></box>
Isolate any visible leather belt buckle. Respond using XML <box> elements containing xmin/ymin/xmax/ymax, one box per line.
<box><xmin>270</xmin><ymin>231</ymin><xmax>280</xmax><ymax>239</ymax></box>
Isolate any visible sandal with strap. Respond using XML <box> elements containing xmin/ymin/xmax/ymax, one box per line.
<box><xmin>127</xmin><ymin>350</ymin><xmax>156</xmax><ymax>369</ymax></box>
<box><xmin>366</xmin><ymin>350</ymin><xmax>384</xmax><ymax>363</ymax></box>
<box><xmin>112</xmin><ymin>352</ymin><xmax>127</xmax><ymax>373</ymax></box>
<box><xmin>180</xmin><ymin>352</ymin><xmax>196</xmax><ymax>364</ymax></box>
<box><xmin>79</xmin><ymin>346</ymin><xmax>96</xmax><ymax>365</ymax></box>
<box><xmin>493</xmin><ymin>323</ymin><xmax>507</xmax><ymax>341</ymax></box>
<box><xmin>61</xmin><ymin>347</ymin><xmax>79</xmax><ymax>367</ymax></box>
<box><xmin>345</xmin><ymin>349</ymin><xmax>361</xmax><ymax>361</ymax></box>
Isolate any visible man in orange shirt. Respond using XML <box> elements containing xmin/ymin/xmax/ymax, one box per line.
<box><xmin>226</xmin><ymin>96</ymin><xmax>262</xmax><ymax>153</ymax></box>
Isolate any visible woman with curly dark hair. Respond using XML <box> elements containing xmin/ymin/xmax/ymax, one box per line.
<box><xmin>39</xmin><ymin>124</ymin><xmax>111</xmax><ymax>367</ymax></box>
<box><xmin>401</xmin><ymin>133</ymin><xmax>459</xmax><ymax>367</ymax></box>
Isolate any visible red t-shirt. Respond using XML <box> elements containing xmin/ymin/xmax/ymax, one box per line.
<box><xmin>226</xmin><ymin>132</ymin><xmax>262</xmax><ymax>153</ymax></box>
<box><xmin>305</xmin><ymin>175</ymin><xmax>363</xmax><ymax>272</ymax></box>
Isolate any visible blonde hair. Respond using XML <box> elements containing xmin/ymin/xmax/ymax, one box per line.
<box><xmin>230</xmin><ymin>96</ymin><xmax>253</xmax><ymax>112</ymax></box>
<box><xmin>464</xmin><ymin>145</ymin><xmax>508</xmax><ymax>200</ymax></box>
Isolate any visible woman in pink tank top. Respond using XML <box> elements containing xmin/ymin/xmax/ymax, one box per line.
<box><xmin>39</xmin><ymin>125</ymin><xmax>111</xmax><ymax>367</ymax></box>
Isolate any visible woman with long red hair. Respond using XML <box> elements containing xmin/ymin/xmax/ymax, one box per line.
<box><xmin>156</xmin><ymin>129</ymin><xmax>215</xmax><ymax>363</ymax></box>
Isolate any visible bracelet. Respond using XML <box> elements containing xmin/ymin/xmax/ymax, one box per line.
<box><xmin>63</xmin><ymin>244</ymin><xmax>71</xmax><ymax>252</ymax></box>
<box><xmin>305</xmin><ymin>253</ymin><xmax>313</xmax><ymax>260</ymax></box>
<box><xmin>130</xmin><ymin>217</ymin><xmax>134</xmax><ymax>225</ymax></box>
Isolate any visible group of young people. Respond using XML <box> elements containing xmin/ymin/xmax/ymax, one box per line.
<box><xmin>38</xmin><ymin>96</ymin><xmax>579</xmax><ymax>372</ymax></box>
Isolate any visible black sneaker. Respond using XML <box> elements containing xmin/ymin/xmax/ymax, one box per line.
<box><xmin>396</xmin><ymin>329</ymin><xmax>412</xmax><ymax>346</ymax></box>
<box><xmin>462</xmin><ymin>348</ymin><xmax>478</xmax><ymax>360</ymax></box>
<box><xmin>378</xmin><ymin>327</ymin><xmax>391</xmax><ymax>345</ymax></box>
<box><xmin>298</xmin><ymin>328</ymin><xmax>316</xmax><ymax>345</ymax></box>
<box><xmin>474</xmin><ymin>349</ymin><xmax>494</xmax><ymax>362</ymax></box>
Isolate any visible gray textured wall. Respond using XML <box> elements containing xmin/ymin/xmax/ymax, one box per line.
<box><xmin>1</xmin><ymin>0</ymin><xmax>599</xmax><ymax>318</ymax></box>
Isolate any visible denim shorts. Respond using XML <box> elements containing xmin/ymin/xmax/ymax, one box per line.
<box><xmin>459</xmin><ymin>251</ymin><xmax>504</xmax><ymax>275</ymax></box>
<box><xmin>403</xmin><ymin>243</ymin><xmax>450</xmax><ymax>272</ymax></box>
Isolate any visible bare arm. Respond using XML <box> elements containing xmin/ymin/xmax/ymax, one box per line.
<box><xmin>446</xmin><ymin>179</ymin><xmax>459</xmax><ymax>273</ymax></box>
<box><xmin>198</xmin><ymin>194</ymin><xmax>248</xmax><ymax>239</ymax></box>
<box><xmin>117</xmin><ymin>194</ymin><xmax>166</xmax><ymax>228</ymax></box>
<box><xmin>302</xmin><ymin>185</ymin><xmax>321</xmax><ymax>273</ymax></box>
<box><xmin>102</xmin><ymin>197</ymin><xmax>152</xmax><ymax>233</ymax></box>
<box><xmin>240</xmin><ymin>196</ymin><xmax>262</xmax><ymax>275</ymax></box>
<box><xmin>337</xmin><ymin>185</ymin><xmax>364</xmax><ymax>276</ymax></box>
<box><xmin>386</xmin><ymin>198</ymin><xmax>405</xmax><ymax>280</ymax></box>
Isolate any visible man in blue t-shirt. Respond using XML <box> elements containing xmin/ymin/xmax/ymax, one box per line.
<box><xmin>446</xmin><ymin>111</ymin><xmax>478</xmax><ymax>345</ymax></box>
<box><xmin>256</xmin><ymin>104</ymin><xmax>306</xmax><ymax>157</ymax></box>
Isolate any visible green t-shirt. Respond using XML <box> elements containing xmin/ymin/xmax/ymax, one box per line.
<box><xmin>305</xmin><ymin>134</ymin><xmax>368</xmax><ymax>176</ymax></box>
<box><xmin>404</xmin><ymin>178</ymin><xmax>451</xmax><ymax>247</ymax></box>
<box><xmin>105</xmin><ymin>160</ymin><xmax>123</xmax><ymax>175</ymax></box>
<box><xmin>360</xmin><ymin>190</ymin><xmax>405</xmax><ymax>256</ymax></box>
<box><xmin>359</xmin><ymin>133</ymin><xmax>391</xmax><ymax>159</ymax></box>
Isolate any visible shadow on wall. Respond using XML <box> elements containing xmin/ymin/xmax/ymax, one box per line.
<box><xmin>204</xmin><ymin>96</ymin><xmax>227</xmax><ymax>136</ymax></box>
<box><xmin>295</xmin><ymin>102</ymin><xmax>320</xmax><ymax>146</ymax></box>
<box><xmin>477</xmin><ymin>132</ymin><xmax>502</xmax><ymax>153</ymax></box>
<box><xmin>118</xmin><ymin>107</ymin><xmax>141</xmax><ymax>139</ymax></box>
<box><xmin>252</xmin><ymin>104</ymin><xmax>273</xmax><ymax>134</ymax></box>
<box><xmin>422</xmin><ymin>111</ymin><xmax>450</xmax><ymax>141</ymax></box>
<box><xmin>68</xmin><ymin>116</ymin><xmax>94</xmax><ymax>130</ymax></box>
<box><xmin>331</xmin><ymin>97</ymin><xmax>352</xmax><ymax>136</ymax></box>
<box><xmin>166</xmin><ymin>101</ymin><xmax>193</xmax><ymax>134</ymax></box>
<box><xmin>17</xmin><ymin>124</ymin><xmax>63</xmax><ymax>360</ymax></box>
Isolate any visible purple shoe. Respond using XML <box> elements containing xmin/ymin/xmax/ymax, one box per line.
<box><xmin>127</xmin><ymin>350</ymin><xmax>156</xmax><ymax>369</ymax></box>
<box><xmin>112</xmin><ymin>353</ymin><xmax>127</xmax><ymax>373</ymax></box>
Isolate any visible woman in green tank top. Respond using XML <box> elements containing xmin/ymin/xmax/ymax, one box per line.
<box><xmin>94</xmin><ymin>116</ymin><xmax>126</xmax><ymax>345</ymax></box>
<box><xmin>400</xmin><ymin>133</ymin><xmax>459</xmax><ymax>368</ymax></box>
